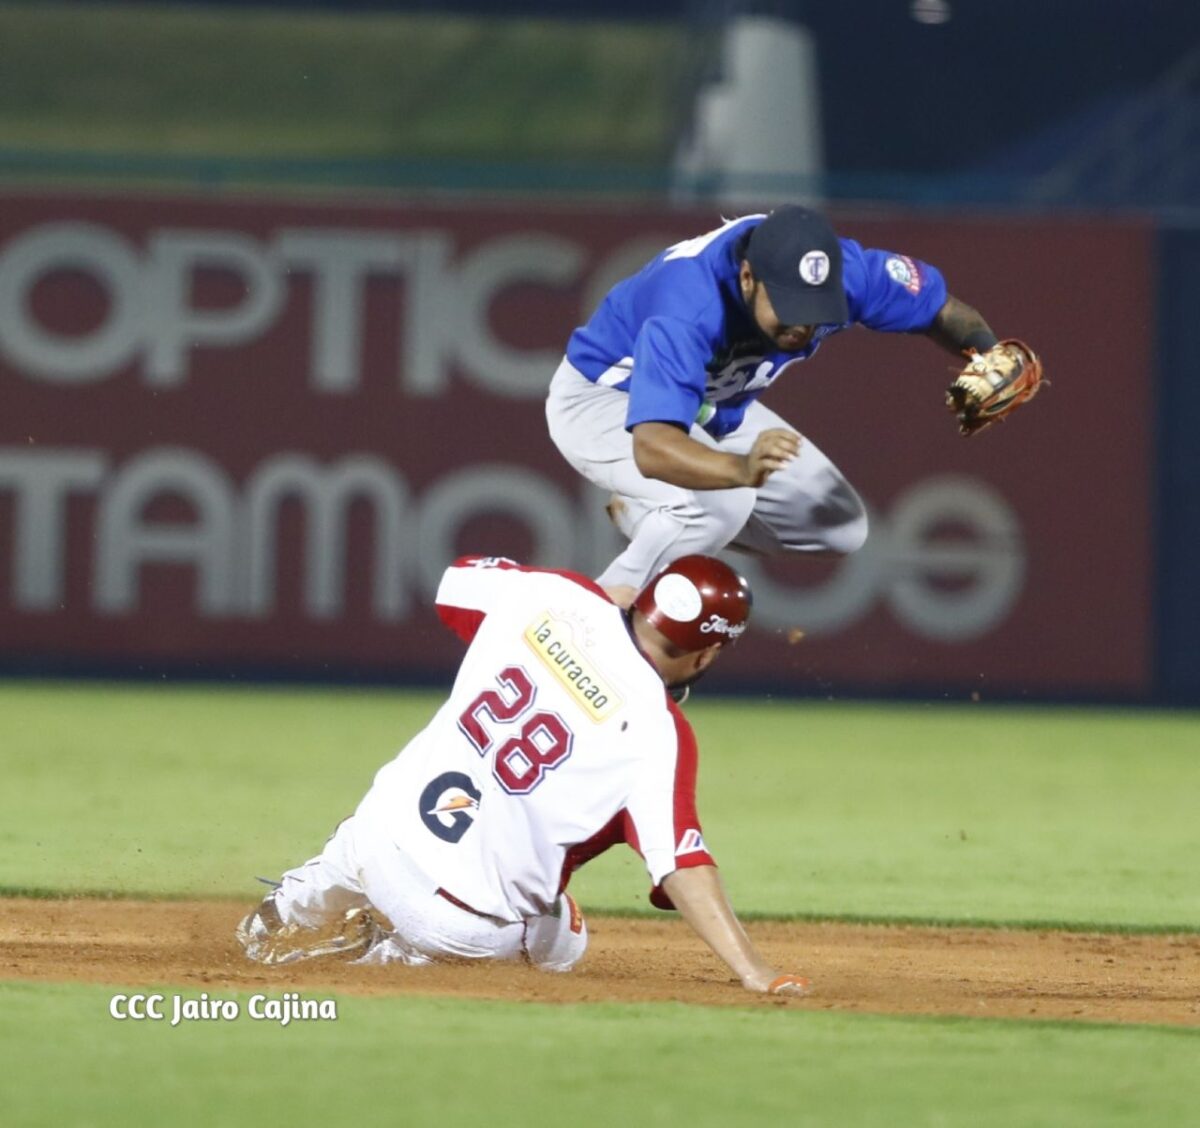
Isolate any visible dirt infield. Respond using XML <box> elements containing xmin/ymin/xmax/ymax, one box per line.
<box><xmin>2</xmin><ymin>898</ymin><xmax>1197</xmax><ymax>1025</ymax></box>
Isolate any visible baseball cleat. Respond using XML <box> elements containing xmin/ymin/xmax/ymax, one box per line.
<box><xmin>235</xmin><ymin>895</ymin><xmax>287</xmax><ymax>963</ymax></box>
<box><xmin>236</xmin><ymin>897</ymin><xmax>381</xmax><ymax>965</ymax></box>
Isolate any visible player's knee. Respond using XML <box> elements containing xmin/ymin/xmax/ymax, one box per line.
<box><xmin>810</xmin><ymin>481</ymin><xmax>868</xmax><ymax>554</ymax></box>
<box><xmin>823</xmin><ymin>506</ymin><xmax>869</xmax><ymax>554</ymax></box>
<box><xmin>525</xmin><ymin>894</ymin><xmax>588</xmax><ymax>972</ymax></box>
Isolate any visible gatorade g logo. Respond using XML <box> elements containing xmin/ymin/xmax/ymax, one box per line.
<box><xmin>419</xmin><ymin>772</ymin><xmax>482</xmax><ymax>843</ymax></box>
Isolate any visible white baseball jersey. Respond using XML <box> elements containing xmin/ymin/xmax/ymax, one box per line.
<box><xmin>360</xmin><ymin>556</ymin><xmax>715</xmax><ymax>923</ymax></box>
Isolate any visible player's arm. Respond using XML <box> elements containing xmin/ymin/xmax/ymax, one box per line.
<box><xmin>626</xmin><ymin>315</ymin><xmax>801</xmax><ymax>490</ymax></box>
<box><xmin>923</xmin><ymin>295</ymin><xmax>999</xmax><ymax>357</ymax></box>
<box><xmin>848</xmin><ymin>243</ymin><xmax>996</xmax><ymax>358</ymax></box>
<box><xmin>661</xmin><ymin>865</ymin><xmax>805</xmax><ymax>993</ymax></box>
<box><xmin>628</xmin><ymin>709</ymin><xmax>808</xmax><ymax>995</ymax></box>
<box><xmin>632</xmin><ymin>422</ymin><xmax>799</xmax><ymax>490</ymax></box>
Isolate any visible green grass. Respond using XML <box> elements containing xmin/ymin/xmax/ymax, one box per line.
<box><xmin>1</xmin><ymin>981</ymin><xmax>1196</xmax><ymax>1128</ymax></box>
<box><xmin>1</xmin><ymin>682</ymin><xmax>1198</xmax><ymax>930</ymax></box>
<box><xmin>677</xmin><ymin>699</ymin><xmax>1200</xmax><ymax>930</ymax></box>
<box><xmin>0</xmin><ymin>681</ymin><xmax>416</xmax><ymax>898</ymax></box>
<box><xmin>0</xmin><ymin>2</ymin><xmax>688</xmax><ymax>164</ymax></box>
<box><xmin>4</xmin><ymin>683</ymin><xmax>1199</xmax><ymax>1126</ymax></box>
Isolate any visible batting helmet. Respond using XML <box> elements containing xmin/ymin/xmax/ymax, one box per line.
<box><xmin>632</xmin><ymin>555</ymin><xmax>752</xmax><ymax>652</ymax></box>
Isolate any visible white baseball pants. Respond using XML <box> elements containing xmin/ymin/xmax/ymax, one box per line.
<box><xmin>271</xmin><ymin>806</ymin><xmax>587</xmax><ymax>972</ymax></box>
<box><xmin>545</xmin><ymin>359</ymin><xmax>869</xmax><ymax>590</ymax></box>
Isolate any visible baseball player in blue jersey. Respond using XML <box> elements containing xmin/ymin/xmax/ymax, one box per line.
<box><xmin>547</xmin><ymin>206</ymin><xmax>1035</xmax><ymax>607</ymax></box>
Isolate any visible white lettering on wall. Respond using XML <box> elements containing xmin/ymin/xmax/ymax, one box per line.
<box><xmin>275</xmin><ymin>230</ymin><xmax>405</xmax><ymax>394</ymax></box>
<box><xmin>739</xmin><ymin>475</ymin><xmax>1025</xmax><ymax>640</ymax></box>
<box><xmin>0</xmin><ymin>224</ymin><xmax>144</xmax><ymax>383</ymax></box>
<box><xmin>94</xmin><ymin>448</ymin><xmax>240</xmax><ymax>616</ymax></box>
<box><xmin>242</xmin><ymin>454</ymin><xmax>408</xmax><ymax>620</ymax></box>
<box><xmin>0</xmin><ymin>449</ymin><xmax>107</xmax><ymax>608</ymax></box>
<box><xmin>453</xmin><ymin>234</ymin><xmax>583</xmax><ymax>398</ymax></box>
<box><xmin>144</xmin><ymin>231</ymin><xmax>286</xmax><ymax>387</ymax></box>
<box><xmin>0</xmin><ymin>222</ymin><xmax>659</xmax><ymax>398</ymax></box>
<box><xmin>415</xmin><ymin>464</ymin><xmax>578</xmax><ymax>593</ymax></box>
<box><xmin>0</xmin><ymin>450</ymin><xmax>1025</xmax><ymax>642</ymax></box>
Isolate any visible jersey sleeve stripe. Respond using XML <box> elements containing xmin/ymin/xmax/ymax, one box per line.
<box><xmin>666</xmin><ymin>700</ymin><xmax>712</xmax><ymax>862</ymax></box>
<box><xmin>645</xmin><ymin>701</ymin><xmax>715</xmax><ymax>909</ymax></box>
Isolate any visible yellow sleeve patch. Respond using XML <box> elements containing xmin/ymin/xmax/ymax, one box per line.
<box><xmin>523</xmin><ymin>613</ymin><xmax>623</xmax><ymax>723</ymax></box>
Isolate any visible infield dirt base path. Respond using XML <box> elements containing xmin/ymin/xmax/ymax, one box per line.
<box><xmin>2</xmin><ymin>899</ymin><xmax>1197</xmax><ymax>1026</ymax></box>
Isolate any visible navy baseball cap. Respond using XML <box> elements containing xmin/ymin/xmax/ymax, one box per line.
<box><xmin>744</xmin><ymin>206</ymin><xmax>849</xmax><ymax>327</ymax></box>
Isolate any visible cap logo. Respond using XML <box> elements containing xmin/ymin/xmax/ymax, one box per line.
<box><xmin>654</xmin><ymin>574</ymin><xmax>702</xmax><ymax>622</ymax></box>
<box><xmin>699</xmin><ymin>614</ymin><xmax>746</xmax><ymax>640</ymax></box>
<box><xmin>799</xmin><ymin>250</ymin><xmax>830</xmax><ymax>286</ymax></box>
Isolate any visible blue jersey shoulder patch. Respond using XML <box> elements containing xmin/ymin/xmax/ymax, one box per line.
<box><xmin>841</xmin><ymin>239</ymin><xmax>947</xmax><ymax>332</ymax></box>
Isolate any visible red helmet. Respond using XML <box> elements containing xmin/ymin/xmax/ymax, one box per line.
<box><xmin>632</xmin><ymin>555</ymin><xmax>753</xmax><ymax>652</ymax></box>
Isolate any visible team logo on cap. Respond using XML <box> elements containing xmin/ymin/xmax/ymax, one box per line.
<box><xmin>699</xmin><ymin>613</ymin><xmax>747</xmax><ymax>640</ymax></box>
<box><xmin>799</xmin><ymin>250</ymin><xmax>830</xmax><ymax>285</ymax></box>
<box><xmin>654</xmin><ymin>574</ymin><xmax>702</xmax><ymax>621</ymax></box>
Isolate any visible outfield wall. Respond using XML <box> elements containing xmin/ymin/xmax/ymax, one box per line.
<box><xmin>0</xmin><ymin>191</ymin><xmax>1169</xmax><ymax>701</ymax></box>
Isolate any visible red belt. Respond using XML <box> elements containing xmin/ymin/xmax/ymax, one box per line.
<box><xmin>436</xmin><ymin>887</ymin><xmax>491</xmax><ymax>919</ymax></box>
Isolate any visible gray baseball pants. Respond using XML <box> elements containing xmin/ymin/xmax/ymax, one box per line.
<box><xmin>546</xmin><ymin>359</ymin><xmax>868</xmax><ymax>590</ymax></box>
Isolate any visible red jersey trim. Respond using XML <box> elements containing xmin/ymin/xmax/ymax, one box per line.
<box><xmin>558</xmin><ymin>810</ymin><xmax>636</xmax><ymax>894</ymax></box>
<box><xmin>666</xmin><ymin>700</ymin><xmax>712</xmax><ymax>863</ymax></box>
<box><xmin>647</xmin><ymin>701</ymin><xmax>715</xmax><ymax>910</ymax></box>
<box><xmin>435</xmin><ymin>603</ymin><xmax>486</xmax><ymax>644</ymax></box>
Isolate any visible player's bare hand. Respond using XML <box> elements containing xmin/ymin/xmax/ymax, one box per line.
<box><xmin>741</xmin><ymin>968</ymin><xmax>812</xmax><ymax>994</ymax></box>
<box><xmin>739</xmin><ymin>428</ymin><xmax>801</xmax><ymax>488</ymax></box>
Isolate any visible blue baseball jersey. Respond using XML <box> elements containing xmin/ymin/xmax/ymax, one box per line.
<box><xmin>565</xmin><ymin>215</ymin><xmax>947</xmax><ymax>437</ymax></box>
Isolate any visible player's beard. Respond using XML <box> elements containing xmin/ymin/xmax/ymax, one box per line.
<box><xmin>746</xmin><ymin>281</ymin><xmax>815</xmax><ymax>353</ymax></box>
<box><xmin>744</xmin><ymin>282</ymin><xmax>779</xmax><ymax>351</ymax></box>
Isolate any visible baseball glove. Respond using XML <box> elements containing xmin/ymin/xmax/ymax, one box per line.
<box><xmin>946</xmin><ymin>339</ymin><xmax>1046</xmax><ymax>436</ymax></box>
